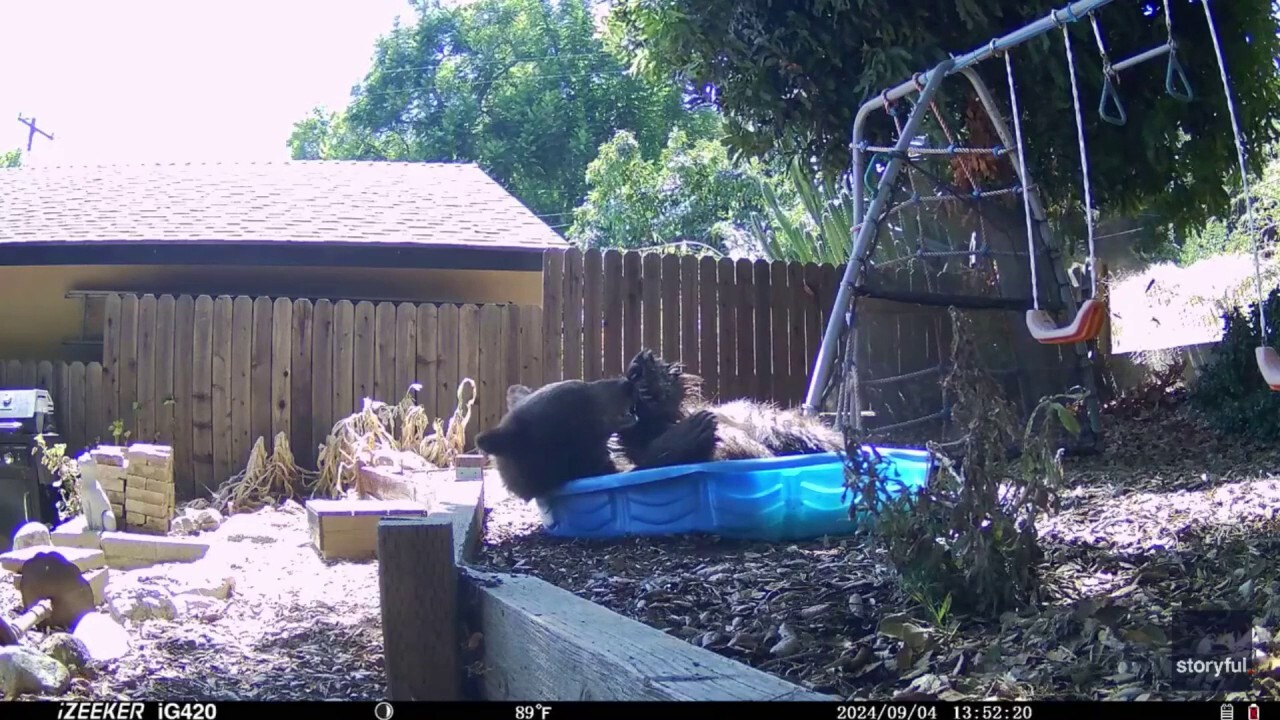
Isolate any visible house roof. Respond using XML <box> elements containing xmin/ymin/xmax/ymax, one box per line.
<box><xmin>0</xmin><ymin>160</ymin><xmax>568</xmax><ymax>254</ymax></box>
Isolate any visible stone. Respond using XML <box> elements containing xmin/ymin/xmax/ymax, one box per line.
<box><xmin>136</xmin><ymin>563</ymin><xmax>235</xmax><ymax>600</ymax></box>
<box><xmin>192</xmin><ymin>508</ymin><xmax>223</xmax><ymax>530</ymax></box>
<box><xmin>108</xmin><ymin>586</ymin><xmax>177</xmax><ymax>624</ymax></box>
<box><xmin>172</xmin><ymin>595</ymin><xmax>226</xmax><ymax>622</ymax></box>
<box><xmin>70</xmin><ymin>612</ymin><xmax>130</xmax><ymax>661</ymax></box>
<box><xmin>12</xmin><ymin>522</ymin><xmax>51</xmax><ymax>551</ymax></box>
<box><xmin>39</xmin><ymin>633</ymin><xmax>91</xmax><ymax>672</ymax></box>
<box><xmin>0</xmin><ymin>646</ymin><xmax>70</xmax><ymax>699</ymax></box>
<box><xmin>77</xmin><ymin>468</ymin><xmax>118</xmax><ymax>533</ymax></box>
<box><xmin>170</xmin><ymin>516</ymin><xmax>198</xmax><ymax>536</ymax></box>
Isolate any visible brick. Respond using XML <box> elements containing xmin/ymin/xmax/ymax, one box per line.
<box><xmin>125</xmin><ymin>486</ymin><xmax>169</xmax><ymax>507</ymax></box>
<box><xmin>126</xmin><ymin>463</ymin><xmax>169</xmax><ymax>482</ymax></box>
<box><xmin>144</xmin><ymin>478</ymin><xmax>174</xmax><ymax>493</ymax></box>
<box><xmin>90</xmin><ymin>446</ymin><xmax>128</xmax><ymax>467</ymax></box>
<box><xmin>98</xmin><ymin>476</ymin><xmax>125</xmax><ymax>493</ymax></box>
<box><xmin>125</xmin><ymin>499</ymin><xmax>171</xmax><ymax>519</ymax></box>
<box><xmin>126</xmin><ymin>444</ymin><xmax>172</xmax><ymax>467</ymax></box>
<box><xmin>139</xmin><ymin>517</ymin><xmax>170</xmax><ymax>534</ymax></box>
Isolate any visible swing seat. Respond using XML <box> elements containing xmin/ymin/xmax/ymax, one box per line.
<box><xmin>1256</xmin><ymin>347</ymin><xmax>1280</xmax><ymax>391</ymax></box>
<box><xmin>1025</xmin><ymin>299</ymin><xmax>1107</xmax><ymax>345</ymax></box>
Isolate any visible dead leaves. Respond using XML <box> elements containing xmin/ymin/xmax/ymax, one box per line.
<box><xmin>476</xmin><ymin>398</ymin><xmax>1280</xmax><ymax>701</ymax></box>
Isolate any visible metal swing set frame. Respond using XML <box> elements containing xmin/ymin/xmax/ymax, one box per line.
<box><xmin>800</xmin><ymin>0</ymin><xmax>1272</xmax><ymax>430</ymax></box>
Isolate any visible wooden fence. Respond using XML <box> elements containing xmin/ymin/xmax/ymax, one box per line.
<box><xmin>0</xmin><ymin>248</ymin><xmax>1077</xmax><ymax>502</ymax></box>
<box><xmin>539</xmin><ymin>247</ymin><xmax>842</xmax><ymax>405</ymax></box>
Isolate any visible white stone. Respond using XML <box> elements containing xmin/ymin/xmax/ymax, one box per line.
<box><xmin>12</xmin><ymin>522</ymin><xmax>50</xmax><ymax>551</ymax></box>
<box><xmin>0</xmin><ymin>646</ymin><xmax>70</xmax><ymax>699</ymax></box>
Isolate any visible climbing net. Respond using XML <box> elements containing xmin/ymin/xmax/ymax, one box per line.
<box><xmin>826</xmin><ymin>77</ymin><xmax>1070</xmax><ymax>445</ymax></box>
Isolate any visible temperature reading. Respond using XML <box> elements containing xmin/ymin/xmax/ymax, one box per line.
<box><xmin>515</xmin><ymin>704</ymin><xmax>551</xmax><ymax>720</ymax></box>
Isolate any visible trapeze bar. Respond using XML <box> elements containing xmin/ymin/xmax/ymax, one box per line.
<box><xmin>860</xmin><ymin>144</ymin><xmax>1005</xmax><ymax>156</ymax></box>
<box><xmin>1111</xmin><ymin>42</ymin><xmax>1172</xmax><ymax>73</ymax></box>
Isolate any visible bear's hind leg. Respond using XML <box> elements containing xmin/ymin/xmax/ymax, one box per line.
<box><xmin>632</xmin><ymin>410</ymin><xmax>718</xmax><ymax>469</ymax></box>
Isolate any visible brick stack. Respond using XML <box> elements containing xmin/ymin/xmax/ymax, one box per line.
<box><xmin>81</xmin><ymin>446</ymin><xmax>129</xmax><ymax>523</ymax></box>
<box><xmin>124</xmin><ymin>444</ymin><xmax>176</xmax><ymax>534</ymax></box>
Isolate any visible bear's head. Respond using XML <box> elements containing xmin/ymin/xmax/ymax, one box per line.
<box><xmin>476</xmin><ymin>377</ymin><xmax>639</xmax><ymax>457</ymax></box>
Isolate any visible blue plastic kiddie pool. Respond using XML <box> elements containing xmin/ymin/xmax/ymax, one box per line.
<box><xmin>535</xmin><ymin>445</ymin><xmax>934</xmax><ymax>541</ymax></box>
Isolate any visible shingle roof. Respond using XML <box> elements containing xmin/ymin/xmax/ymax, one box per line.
<box><xmin>0</xmin><ymin>160</ymin><xmax>568</xmax><ymax>252</ymax></box>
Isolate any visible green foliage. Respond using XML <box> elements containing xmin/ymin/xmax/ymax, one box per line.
<box><xmin>32</xmin><ymin>434</ymin><xmax>81</xmax><ymax>521</ymax></box>
<box><xmin>109</xmin><ymin>418</ymin><xmax>130</xmax><ymax>446</ymax></box>
<box><xmin>608</xmin><ymin>0</ymin><xmax>1280</xmax><ymax>238</ymax></box>
<box><xmin>288</xmin><ymin>0</ymin><xmax>688</xmax><ymax>221</ymax></box>
<box><xmin>748</xmin><ymin>156</ymin><xmax>856</xmax><ymax>266</ymax></box>
<box><xmin>845</xmin><ymin>309</ymin><xmax>1081</xmax><ymax>617</ymax></box>
<box><xmin>569</xmin><ymin>111</ymin><xmax>773</xmax><ymax>251</ymax></box>
<box><xmin>0</xmin><ymin>149</ymin><xmax>20</xmax><ymax>168</ymax></box>
<box><xmin>1190</xmin><ymin>285</ymin><xmax>1280</xmax><ymax>441</ymax></box>
<box><xmin>1178</xmin><ymin>149</ymin><xmax>1280</xmax><ymax>266</ymax></box>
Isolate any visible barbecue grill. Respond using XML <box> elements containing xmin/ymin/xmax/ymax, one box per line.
<box><xmin>0</xmin><ymin>389</ymin><xmax>62</xmax><ymax>552</ymax></box>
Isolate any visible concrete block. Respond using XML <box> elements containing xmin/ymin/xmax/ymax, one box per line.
<box><xmin>50</xmin><ymin>517</ymin><xmax>102</xmax><ymax>551</ymax></box>
<box><xmin>0</xmin><ymin>545</ymin><xmax>107</xmax><ymax>574</ymax></box>
<box><xmin>101</xmin><ymin>531</ymin><xmax>208</xmax><ymax>566</ymax></box>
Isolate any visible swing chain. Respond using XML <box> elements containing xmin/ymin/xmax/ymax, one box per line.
<box><xmin>1163</xmin><ymin>0</ymin><xmax>1194</xmax><ymax>102</ymax></box>
<box><xmin>1089</xmin><ymin>12</ymin><xmax>1127</xmax><ymax>126</ymax></box>
<box><xmin>1063</xmin><ymin>18</ymin><xmax>1098</xmax><ymax>301</ymax></box>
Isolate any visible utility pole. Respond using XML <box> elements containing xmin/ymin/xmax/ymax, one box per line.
<box><xmin>16</xmin><ymin>115</ymin><xmax>54</xmax><ymax>152</ymax></box>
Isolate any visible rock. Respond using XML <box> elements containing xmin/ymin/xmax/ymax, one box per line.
<box><xmin>39</xmin><ymin>633</ymin><xmax>91</xmax><ymax>672</ymax></box>
<box><xmin>170</xmin><ymin>515</ymin><xmax>198</xmax><ymax>536</ymax></box>
<box><xmin>176</xmin><ymin>571</ymin><xmax>235</xmax><ymax>600</ymax></box>
<box><xmin>108</xmin><ymin>587</ymin><xmax>178</xmax><ymax>624</ymax></box>
<box><xmin>0</xmin><ymin>646</ymin><xmax>70</xmax><ymax>698</ymax></box>
<box><xmin>72</xmin><ymin>612</ymin><xmax>130</xmax><ymax>661</ymax></box>
<box><xmin>12</xmin><ymin>522</ymin><xmax>51</xmax><ymax>551</ymax></box>
<box><xmin>172</xmin><ymin>595</ymin><xmax>226</xmax><ymax>622</ymax></box>
<box><xmin>193</xmin><ymin>508</ymin><xmax>223</xmax><ymax>530</ymax></box>
<box><xmin>135</xmin><ymin>562</ymin><xmax>236</xmax><ymax>600</ymax></box>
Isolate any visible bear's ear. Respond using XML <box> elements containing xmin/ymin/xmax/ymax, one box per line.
<box><xmin>506</xmin><ymin>384</ymin><xmax>533</xmax><ymax>412</ymax></box>
<box><xmin>476</xmin><ymin>426</ymin><xmax>514</xmax><ymax>455</ymax></box>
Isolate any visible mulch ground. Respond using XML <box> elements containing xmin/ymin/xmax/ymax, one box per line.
<box><xmin>475</xmin><ymin>395</ymin><xmax>1280</xmax><ymax>701</ymax></box>
<box><xmin>2</xmin><ymin>394</ymin><xmax>1276</xmax><ymax>701</ymax></box>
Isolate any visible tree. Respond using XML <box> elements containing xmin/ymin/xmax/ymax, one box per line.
<box><xmin>608</xmin><ymin>0</ymin><xmax>1280</xmax><ymax>236</ymax></box>
<box><xmin>0</xmin><ymin>149</ymin><xmax>20</xmax><ymax>168</ymax></box>
<box><xmin>288</xmin><ymin>0</ymin><xmax>688</xmax><ymax>221</ymax></box>
<box><xmin>568</xmin><ymin>111</ymin><xmax>774</xmax><ymax>253</ymax></box>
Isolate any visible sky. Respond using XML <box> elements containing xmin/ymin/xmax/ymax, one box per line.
<box><xmin>0</xmin><ymin>0</ymin><xmax>414</xmax><ymax>167</ymax></box>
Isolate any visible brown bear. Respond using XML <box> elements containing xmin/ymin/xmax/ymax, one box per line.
<box><xmin>617</xmin><ymin>348</ymin><xmax>844</xmax><ymax>469</ymax></box>
<box><xmin>476</xmin><ymin>376</ymin><xmax>720</xmax><ymax>501</ymax></box>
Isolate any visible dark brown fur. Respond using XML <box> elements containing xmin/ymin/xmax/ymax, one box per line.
<box><xmin>617</xmin><ymin>349</ymin><xmax>843</xmax><ymax>469</ymax></box>
<box><xmin>476</xmin><ymin>378</ymin><xmax>641</xmax><ymax>501</ymax></box>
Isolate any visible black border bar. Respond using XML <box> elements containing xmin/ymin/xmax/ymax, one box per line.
<box><xmin>10</xmin><ymin>700</ymin><xmax>1277</xmax><ymax>720</ymax></box>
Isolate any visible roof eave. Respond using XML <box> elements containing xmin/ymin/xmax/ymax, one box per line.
<box><xmin>0</xmin><ymin>239</ymin><xmax>560</xmax><ymax>272</ymax></box>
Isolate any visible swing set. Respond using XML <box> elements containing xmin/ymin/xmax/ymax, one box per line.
<box><xmin>802</xmin><ymin>0</ymin><xmax>1279</xmax><ymax>427</ymax></box>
